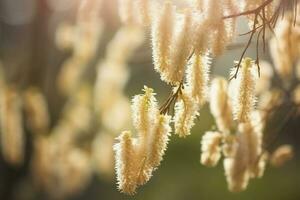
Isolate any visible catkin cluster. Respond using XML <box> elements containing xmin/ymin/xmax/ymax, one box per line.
<box><xmin>200</xmin><ymin>7</ymin><xmax>299</xmax><ymax>192</ymax></box>
<box><xmin>201</xmin><ymin>58</ymin><xmax>267</xmax><ymax>192</ymax></box>
<box><xmin>114</xmin><ymin>87</ymin><xmax>171</xmax><ymax>194</ymax></box>
<box><xmin>114</xmin><ymin>0</ymin><xmax>299</xmax><ymax>194</ymax></box>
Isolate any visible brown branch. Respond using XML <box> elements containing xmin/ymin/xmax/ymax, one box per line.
<box><xmin>223</xmin><ymin>0</ymin><xmax>274</xmax><ymax>19</ymax></box>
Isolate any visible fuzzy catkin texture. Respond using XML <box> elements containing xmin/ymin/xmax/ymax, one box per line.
<box><xmin>136</xmin><ymin>0</ymin><xmax>151</xmax><ymax>26</ymax></box>
<box><xmin>147</xmin><ymin>114</ymin><xmax>172</xmax><ymax>169</ymax></box>
<box><xmin>0</xmin><ymin>86</ymin><xmax>24</xmax><ymax>165</ymax></box>
<box><xmin>205</xmin><ymin>0</ymin><xmax>223</xmax><ymax>26</ymax></box>
<box><xmin>151</xmin><ymin>2</ymin><xmax>174</xmax><ymax>82</ymax></box>
<box><xmin>269</xmin><ymin>15</ymin><xmax>300</xmax><ymax>82</ymax></box>
<box><xmin>186</xmin><ymin>53</ymin><xmax>211</xmax><ymax>106</ymax></box>
<box><xmin>211</xmin><ymin>21</ymin><xmax>229</xmax><ymax>56</ymax></box>
<box><xmin>131</xmin><ymin>86</ymin><xmax>158</xmax><ymax>143</ymax></box>
<box><xmin>114</xmin><ymin>86</ymin><xmax>173</xmax><ymax>193</ymax></box>
<box><xmin>201</xmin><ymin>131</ymin><xmax>222</xmax><ymax>167</ymax></box>
<box><xmin>238</xmin><ymin>121</ymin><xmax>262</xmax><ymax>178</ymax></box>
<box><xmin>224</xmin><ymin>131</ymin><xmax>250</xmax><ymax>192</ymax></box>
<box><xmin>230</xmin><ymin>58</ymin><xmax>257</xmax><ymax>123</ymax></box>
<box><xmin>166</xmin><ymin>10</ymin><xmax>193</xmax><ymax>84</ymax></box>
<box><xmin>174</xmin><ymin>89</ymin><xmax>199</xmax><ymax>137</ymax></box>
<box><xmin>210</xmin><ymin>77</ymin><xmax>233</xmax><ymax>134</ymax></box>
<box><xmin>193</xmin><ymin>17</ymin><xmax>210</xmax><ymax>54</ymax></box>
<box><xmin>114</xmin><ymin>131</ymin><xmax>138</xmax><ymax>195</ymax></box>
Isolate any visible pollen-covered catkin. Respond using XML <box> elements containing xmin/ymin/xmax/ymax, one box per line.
<box><xmin>230</xmin><ymin>58</ymin><xmax>257</xmax><ymax>122</ymax></box>
<box><xmin>174</xmin><ymin>89</ymin><xmax>199</xmax><ymax>137</ymax></box>
<box><xmin>200</xmin><ymin>131</ymin><xmax>222</xmax><ymax>167</ymax></box>
<box><xmin>209</xmin><ymin>77</ymin><xmax>233</xmax><ymax>133</ymax></box>
<box><xmin>269</xmin><ymin>15</ymin><xmax>298</xmax><ymax>81</ymax></box>
<box><xmin>133</xmin><ymin>87</ymin><xmax>160</xmax><ymax>186</ymax></box>
<box><xmin>186</xmin><ymin>53</ymin><xmax>211</xmax><ymax>105</ymax></box>
<box><xmin>211</xmin><ymin>21</ymin><xmax>229</xmax><ymax>56</ymax></box>
<box><xmin>204</xmin><ymin>0</ymin><xmax>232</xmax><ymax>56</ymax></box>
<box><xmin>238</xmin><ymin>121</ymin><xmax>262</xmax><ymax>178</ymax></box>
<box><xmin>166</xmin><ymin>10</ymin><xmax>193</xmax><ymax>84</ymax></box>
<box><xmin>224</xmin><ymin>131</ymin><xmax>250</xmax><ymax>192</ymax></box>
<box><xmin>151</xmin><ymin>2</ymin><xmax>174</xmax><ymax>81</ymax></box>
<box><xmin>136</xmin><ymin>0</ymin><xmax>151</xmax><ymax>26</ymax></box>
<box><xmin>147</xmin><ymin>114</ymin><xmax>172</xmax><ymax>169</ymax></box>
<box><xmin>114</xmin><ymin>86</ymin><xmax>172</xmax><ymax>193</ymax></box>
<box><xmin>114</xmin><ymin>131</ymin><xmax>138</xmax><ymax>194</ymax></box>
<box><xmin>131</xmin><ymin>86</ymin><xmax>158</xmax><ymax>140</ymax></box>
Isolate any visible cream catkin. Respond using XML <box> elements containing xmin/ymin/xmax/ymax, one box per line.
<box><xmin>114</xmin><ymin>86</ymin><xmax>172</xmax><ymax>194</ymax></box>
<box><xmin>269</xmin><ymin>16</ymin><xmax>295</xmax><ymax>81</ymax></box>
<box><xmin>174</xmin><ymin>89</ymin><xmax>199</xmax><ymax>137</ymax></box>
<box><xmin>200</xmin><ymin>131</ymin><xmax>222</xmax><ymax>167</ymax></box>
<box><xmin>210</xmin><ymin>77</ymin><xmax>233</xmax><ymax>134</ymax></box>
<box><xmin>186</xmin><ymin>53</ymin><xmax>211</xmax><ymax>105</ymax></box>
<box><xmin>211</xmin><ymin>21</ymin><xmax>229</xmax><ymax>56</ymax></box>
<box><xmin>193</xmin><ymin>18</ymin><xmax>210</xmax><ymax>54</ymax></box>
<box><xmin>147</xmin><ymin>114</ymin><xmax>172</xmax><ymax>169</ymax></box>
<box><xmin>167</xmin><ymin>10</ymin><xmax>193</xmax><ymax>84</ymax></box>
<box><xmin>224</xmin><ymin>131</ymin><xmax>250</xmax><ymax>192</ymax></box>
<box><xmin>238</xmin><ymin>121</ymin><xmax>262</xmax><ymax>178</ymax></box>
<box><xmin>151</xmin><ymin>2</ymin><xmax>174</xmax><ymax>81</ymax></box>
<box><xmin>230</xmin><ymin>58</ymin><xmax>257</xmax><ymax>122</ymax></box>
<box><xmin>136</xmin><ymin>0</ymin><xmax>151</xmax><ymax>26</ymax></box>
<box><xmin>133</xmin><ymin>87</ymin><xmax>159</xmax><ymax>185</ymax></box>
<box><xmin>114</xmin><ymin>131</ymin><xmax>138</xmax><ymax>194</ymax></box>
<box><xmin>131</xmin><ymin>86</ymin><xmax>158</xmax><ymax>139</ymax></box>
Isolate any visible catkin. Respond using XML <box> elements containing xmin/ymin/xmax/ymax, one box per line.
<box><xmin>174</xmin><ymin>89</ymin><xmax>199</xmax><ymax>137</ymax></box>
<box><xmin>131</xmin><ymin>86</ymin><xmax>158</xmax><ymax>139</ymax></box>
<box><xmin>238</xmin><ymin>121</ymin><xmax>262</xmax><ymax>178</ymax></box>
<box><xmin>136</xmin><ymin>0</ymin><xmax>151</xmax><ymax>26</ymax></box>
<box><xmin>147</xmin><ymin>114</ymin><xmax>172</xmax><ymax>169</ymax></box>
<box><xmin>211</xmin><ymin>21</ymin><xmax>229</xmax><ymax>56</ymax></box>
<box><xmin>114</xmin><ymin>86</ymin><xmax>172</xmax><ymax>193</ymax></box>
<box><xmin>193</xmin><ymin>18</ymin><xmax>210</xmax><ymax>54</ymax></box>
<box><xmin>167</xmin><ymin>10</ymin><xmax>193</xmax><ymax>84</ymax></box>
<box><xmin>224</xmin><ymin>131</ymin><xmax>250</xmax><ymax>192</ymax></box>
<box><xmin>200</xmin><ymin>131</ymin><xmax>222</xmax><ymax>167</ymax></box>
<box><xmin>151</xmin><ymin>1</ymin><xmax>174</xmax><ymax>81</ymax></box>
<box><xmin>210</xmin><ymin>77</ymin><xmax>233</xmax><ymax>134</ymax></box>
<box><xmin>114</xmin><ymin>131</ymin><xmax>138</xmax><ymax>194</ymax></box>
<box><xmin>186</xmin><ymin>53</ymin><xmax>211</xmax><ymax>105</ymax></box>
<box><xmin>230</xmin><ymin>58</ymin><xmax>257</xmax><ymax>122</ymax></box>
